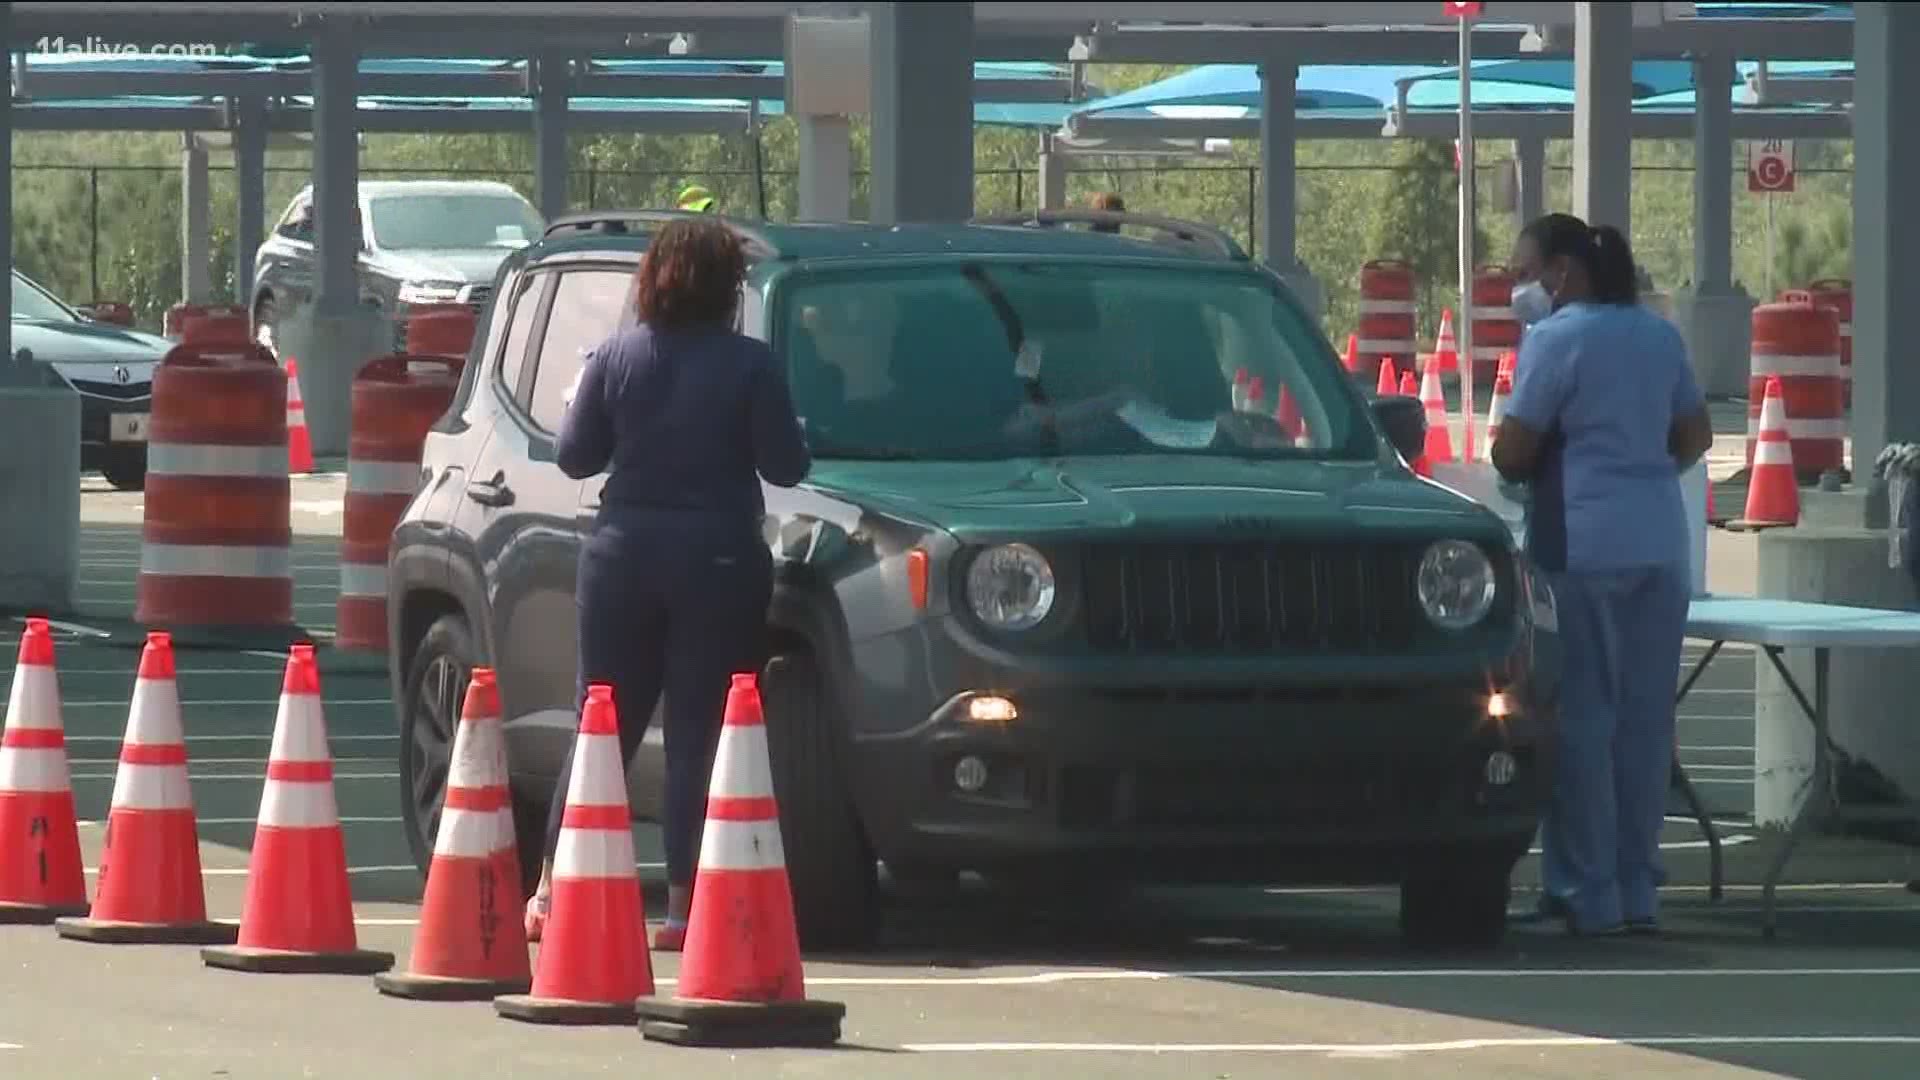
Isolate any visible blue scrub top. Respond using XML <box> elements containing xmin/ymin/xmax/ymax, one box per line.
<box><xmin>1504</xmin><ymin>301</ymin><xmax>1703</xmax><ymax>575</ymax></box>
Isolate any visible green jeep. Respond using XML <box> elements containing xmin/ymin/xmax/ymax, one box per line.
<box><xmin>387</xmin><ymin>209</ymin><xmax>1562</xmax><ymax>953</ymax></box>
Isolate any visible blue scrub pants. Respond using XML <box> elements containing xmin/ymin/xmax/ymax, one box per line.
<box><xmin>1537</xmin><ymin>562</ymin><xmax>1691</xmax><ymax>931</ymax></box>
<box><xmin>543</xmin><ymin>511</ymin><xmax>774</xmax><ymax>887</ymax></box>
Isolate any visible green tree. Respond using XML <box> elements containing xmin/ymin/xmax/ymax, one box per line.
<box><xmin>1366</xmin><ymin>138</ymin><xmax>1489</xmax><ymax>341</ymax></box>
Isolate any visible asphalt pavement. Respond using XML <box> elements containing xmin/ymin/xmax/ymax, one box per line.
<box><xmin>1</xmin><ymin>469</ymin><xmax>1917</xmax><ymax>1078</ymax></box>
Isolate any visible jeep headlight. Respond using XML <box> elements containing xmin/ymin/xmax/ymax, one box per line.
<box><xmin>397</xmin><ymin>280</ymin><xmax>464</xmax><ymax>305</ymax></box>
<box><xmin>1417</xmin><ymin>540</ymin><xmax>1497</xmax><ymax>631</ymax></box>
<box><xmin>966</xmin><ymin>544</ymin><xmax>1056</xmax><ymax>632</ymax></box>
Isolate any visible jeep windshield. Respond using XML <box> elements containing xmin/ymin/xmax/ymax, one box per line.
<box><xmin>779</xmin><ymin>261</ymin><xmax>1372</xmax><ymax>462</ymax></box>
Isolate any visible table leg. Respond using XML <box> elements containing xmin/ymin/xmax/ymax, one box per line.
<box><xmin>1759</xmin><ymin>646</ymin><xmax>1832</xmax><ymax>939</ymax></box>
<box><xmin>1673</xmin><ymin>640</ymin><xmax>1725</xmax><ymax>901</ymax></box>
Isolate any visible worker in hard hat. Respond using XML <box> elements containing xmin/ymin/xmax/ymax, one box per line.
<box><xmin>676</xmin><ymin>184</ymin><xmax>717</xmax><ymax>213</ymax></box>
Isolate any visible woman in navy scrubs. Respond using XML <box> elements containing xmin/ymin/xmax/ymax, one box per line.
<box><xmin>523</xmin><ymin>217</ymin><xmax>811</xmax><ymax>950</ymax></box>
<box><xmin>1492</xmin><ymin>213</ymin><xmax>1715</xmax><ymax>937</ymax></box>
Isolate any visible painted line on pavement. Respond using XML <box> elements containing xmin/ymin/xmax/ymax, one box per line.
<box><xmin>900</xmin><ymin>1035</ymin><xmax>1920</xmax><ymax>1055</ymax></box>
<box><xmin>80</xmin><ymin>816</ymin><xmax>403</xmax><ymax>826</ymax></box>
<box><xmin>71</xmin><ymin>772</ymin><xmax>398</xmax><ymax>781</ymax></box>
<box><xmin>0</xmin><ymin>1041</ymin><xmax>18</xmax><ymax>1051</ymax></box>
<box><xmin>68</xmin><ymin>756</ymin><xmax>392</xmax><ymax>766</ymax></box>
<box><xmin>92</xmin><ymin>865</ymin><xmax>427</xmax><ymax>877</ymax></box>
<box><xmin>1268</xmin><ymin>881</ymin><xmax>1913</xmax><ymax>898</ymax></box>
<box><xmin>64</xmin><ymin>699</ymin><xmax>389</xmax><ymax>708</ymax></box>
<box><xmin>65</xmin><ymin>734</ymin><xmax>395</xmax><ymax>744</ymax></box>
<box><xmin>712</xmin><ymin>967</ymin><xmax>1920</xmax><ymax>988</ymax></box>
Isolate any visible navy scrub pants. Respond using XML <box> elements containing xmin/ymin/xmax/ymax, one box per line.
<box><xmin>1537</xmin><ymin>562</ymin><xmax>1691</xmax><ymax>932</ymax></box>
<box><xmin>543</xmin><ymin>512</ymin><xmax>774</xmax><ymax>887</ymax></box>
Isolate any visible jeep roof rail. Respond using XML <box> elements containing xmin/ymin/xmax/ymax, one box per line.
<box><xmin>969</xmin><ymin>210</ymin><xmax>1247</xmax><ymax>261</ymax></box>
<box><xmin>541</xmin><ymin>210</ymin><xmax>781</xmax><ymax>259</ymax></box>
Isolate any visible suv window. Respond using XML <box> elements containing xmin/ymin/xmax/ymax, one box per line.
<box><xmin>778</xmin><ymin>262</ymin><xmax>1367</xmax><ymax>462</ymax></box>
<box><xmin>276</xmin><ymin>195</ymin><xmax>314</xmax><ymax>242</ymax></box>
<box><xmin>526</xmin><ymin>267</ymin><xmax>635</xmax><ymax>433</ymax></box>
<box><xmin>368</xmin><ymin>194</ymin><xmax>544</xmax><ymax>252</ymax></box>
<box><xmin>494</xmin><ymin>270</ymin><xmax>548</xmax><ymax>404</ymax></box>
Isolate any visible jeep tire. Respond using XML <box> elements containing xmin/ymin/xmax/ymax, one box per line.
<box><xmin>760</xmin><ymin>647</ymin><xmax>879</xmax><ymax>950</ymax></box>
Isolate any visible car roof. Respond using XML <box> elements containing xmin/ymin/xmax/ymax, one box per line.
<box><xmin>522</xmin><ymin>216</ymin><xmax>1251</xmax><ymax>269</ymax></box>
<box><xmin>291</xmin><ymin>179</ymin><xmax>530</xmax><ymax>201</ymax></box>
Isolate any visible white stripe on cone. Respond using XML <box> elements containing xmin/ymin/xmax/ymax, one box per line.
<box><xmin>141</xmin><ymin>544</ymin><xmax>292</xmax><ymax>580</ymax></box>
<box><xmin>268</xmin><ymin>693</ymin><xmax>330</xmax><ymax>764</ymax></box>
<box><xmin>125</xmin><ymin>678</ymin><xmax>184</xmax><ymax>747</ymax></box>
<box><xmin>698</xmin><ymin>818</ymin><xmax>787</xmax><ymax>873</ymax></box>
<box><xmin>446</xmin><ymin>717</ymin><xmax>508</xmax><ymax>791</ymax></box>
<box><xmin>566</xmin><ymin>732</ymin><xmax>628</xmax><ymax>805</ymax></box>
<box><xmin>1749</xmin><ymin>353</ymin><xmax>1842</xmax><ymax>378</ymax></box>
<box><xmin>147</xmin><ymin>443</ymin><xmax>290</xmax><ymax>479</ymax></box>
<box><xmin>1753</xmin><ymin>439</ymin><xmax>1795</xmax><ymax>467</ymax></box>
<box><xmin>0</xmin><ymin>748</ymin><xmax>72</xmax><ymax>794</ymax></box>
<box><xmin>554</xmin><ymin>823</ymin><xmax>637</xmax><ymax>880</ymax></box>
<box><xmin>338</xmin><ymin>562</ymin><xmax>388</xmax><ymax>600</ymax></box>
<box><xmin>433</xmin><ymin>806</ymin><xmax>512</xmax><ymax>860</ymax></box>
<box><xmin>347</xmin><ymin>459</ymin><xmax>421</xmax><ymax>496</ymax></box>
<box><xmin>110</xmin><ymin>763</ymin><xmax>192</xmax><ymax>811</ymax></box>
<box><xmin>707</xmin><ymin>724</ymin><xmax>774</xmax><ymax>799</ymax></box>
<box><xmin>4</xmin><ymin>666</ymin><xmax>62</xmax><ymax>730</ymax></box>
<box><xmin>258</xmin><ymin>778</ymin><xmax>342</xmax><ymax>829</ymax></box>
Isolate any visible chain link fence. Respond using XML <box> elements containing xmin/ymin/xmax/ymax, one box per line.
<box><xmin>10</xmin><ymin>160</ymin><xmax>1852</xmax><ymax>343</ymax></box>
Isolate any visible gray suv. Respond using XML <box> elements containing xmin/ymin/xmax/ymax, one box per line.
<box><xmin>251</xmin><ymin>179</ymin><xmax>543</xmax><ymax>354</ymax></box>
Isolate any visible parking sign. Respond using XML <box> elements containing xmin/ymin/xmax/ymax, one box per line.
<box><xmin>1748</xmin><ymin>139</ymin><xmax>1795</xmax><ymax>194</ymax></box>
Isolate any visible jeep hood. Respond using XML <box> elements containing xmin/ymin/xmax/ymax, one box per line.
<box><xmin>804</xmin><ymin>456</ymin><xmax>1506</xmax><ymax>541</ymax></box>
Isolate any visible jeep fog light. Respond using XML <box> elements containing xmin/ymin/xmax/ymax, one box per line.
<box><xmin>1486</xmin><ymin>691</ymin><xmax>1512</xmax><ymax>719</ymax></box>
<box><xmin>967</xmin><ymin>695</ymin><xmax>1019</xmax><ymax>725</ymax></box>
<box><xmin>1417</xmin><ymin>540</ymin><xmax>1497</xmax><ymax>630</ymax></box>
<box><xmin>954</xmin><ymin>755</ymin><xmax>990</xmax><ymax>793</ymax></box>
<box><xmin>967</xmin><ymin>544</ymin><xmax>1056</xmax><ymax>631</ymax></box>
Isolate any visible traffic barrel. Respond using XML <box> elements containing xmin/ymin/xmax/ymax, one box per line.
<box><xmin>165</xmin><ymin>303</ymin><xmax>250</xmax><ymax>342</ymax></box>
<box><xmin>135</xmin><ymin>332</ymin><xmax>293</xmax><ymax>631</ymax></box>
<box><xmin>1357</xmin><ymin>259</ymin><xmax>1418</xmax><ymax>386</ymax></box>
<box><xmin>1470</xmin><ymin>265</ymin><xmax>1520</xmax><ymax>386</ymax></box>
<box><xmin>1747</xmin><ymin>300</ymin><xmax>1843</xmax><ymax>483</ymax></box>
<box><xmin>1783</xmin><ymin>279</ymin><xmax>1852</xmax><ymax>407</ymax></box>
<box><xmin>336</xmin><ymin>355</ymin><xmax>463</xmax><ymax>652</ymax></box>
<box><xmin>403</xmin><ymin>303</ymin><xmax>477</xmax><ymax>359</ymax></box>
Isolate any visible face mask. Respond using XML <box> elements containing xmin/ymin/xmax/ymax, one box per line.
<box><xmin>1511</xmin><ymin>281</ymin><xmax>1553</xmax><ymax>327</ymax></box>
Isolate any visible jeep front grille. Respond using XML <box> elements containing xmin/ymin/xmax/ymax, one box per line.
<box><xmin>1080</xmin><ymin>542</ymin><xmax>1422</xmax><ymax>654</ymax></box>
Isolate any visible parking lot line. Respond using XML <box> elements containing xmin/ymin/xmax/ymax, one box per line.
<box><xmin>70</xmin><ymin>772</ymin><xmax>398</xmax><ymax>781</ymax></box>
<box><xmin>900</xmin><ymin>1035</ymin><xmax>1920</xmax><ymax>1055</ymax></box>
<box><xmin>64</xmin><ymin>699</ymin><xmax>389</xmax><ymax>708</ymax></box>
<box><xmin>64</xmin><ymin>734</ymin><xmax>395</xmax><ymax>744</ymax></box>
<box><xmin>78</xmin><ymin>816</ymin><xmax>402</xmax><ymax>826</ymax></box>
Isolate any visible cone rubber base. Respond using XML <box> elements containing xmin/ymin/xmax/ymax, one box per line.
<box><xmin>55</xmin><ymin>916</ymin><xmax>239</xmax><ymax>945</ymax></box>
<box><xmin>1724</xmin><ymin>519</ymin><xmax>1795</xmax><ymax>533</ymax></box>
<box><xmin>495</xmin><ymin>993</ymin><xmax>641</xmax><ymax>1026</ymax></box>
<box><xmin>0</xmin><ymin>901</ymin><xmax>89</xmax><ymax>925</ymax></box>
<box><xmin>375</xmin><ymin>971</ymin><xmax>532</xmax><ymax>1002</ymax></box>
<box><xmin>201</xmin><ymin>944</ymin><xmax>395</xmax><ymax>975</ymax></box>
<box><xmin>635</xmin><ymin>997</ymin><xmax>847</xmax><ymax>1048</ymax></box>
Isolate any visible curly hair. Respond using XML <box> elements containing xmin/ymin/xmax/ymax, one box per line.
<box><xmin>632</xmin><ymin>217</ymin><xmax>747</xmax><ymax>330</ymax></box>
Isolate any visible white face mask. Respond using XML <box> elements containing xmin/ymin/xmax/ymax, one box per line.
<box><xmin>1511</xmin><ymin>281</ymin><xmax>1553</xmax><ymax>327</ymax></box>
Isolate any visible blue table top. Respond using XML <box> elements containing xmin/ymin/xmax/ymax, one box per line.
<box><xmin>1687</xmin><ymin>594</ymin><xmax>1920</xmax><ymax>648</ymax></box>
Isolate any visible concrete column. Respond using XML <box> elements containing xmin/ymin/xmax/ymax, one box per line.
<box><xmin>1257</xmin><ymin>58</ymin><xmax>1323</xmax><ymax>323</ymax></box>
<box><xmin>1037</xmin><ymin>134</ymin><xmax>1068</xmax><ymax>211</ymax></box>
<box><xmin>180</xmin><ymin>134</ymin><xmax>212</xmax><ymax>304</ymax></box>
<box><xmin>533</xmin><ymin>52</ymin><xmax>570</xmax><ymax>222</ymax></box>
<box><xmin>1852</xmin><ymin>1</ymin><xmax>1920</xmax><ymax>478</ymax></box>
<box><xmin>797</xmin><ymin>115</ymin><xmax>852</xmax><ymax>222</ymax></box>
<box><xmin>869</xmin><ymin>1</ymin><xmax>973</xmax><ymax>225</ymax></box>
<box><xmin>1674</xmin><ymin>51</ymin><xmax>1754</xmax><ymax>399</ymax></box>
<box><xmin>1514</xmin><ymin>136</ymin><xmax>1546</xmax><ymax>228</ymax></box>
<box><xmin>232</xmin><ymin>96</ymin><xmax>268</xmax><ymax>306</ymax></box>
<box><xmin>302</xmin><ymin>21</ymin><xmax>368</xmax><ymax>458</ymax></box>
<box><xmin>1571</xmin><ymin>1</ymin><xmax>1633</xmax><ymax>235</ymax></box>
<box><xmin>1</xmin><ymin>0</ymin><xmax>11</xmax><ymax>365</ymax></box>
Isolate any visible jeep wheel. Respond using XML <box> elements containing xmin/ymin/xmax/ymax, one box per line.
<box><xmin>1399</xmin><ymin>840</ymin><xmax>1523</xmax><ymax>950</ymax></box>
<box><xmin>100</xmin><ymin>448</ymin><xmax>147</xmax><ymax>492</ymax></box>
<box><xmin>399</xmin><ymin>613</ymin><xmax>544</xmax><ymax>901</ymax></box>
<box><xmin>760</xmin><ymin>647</ymin><xmax>879</xmax><ymax>950</ymax></box>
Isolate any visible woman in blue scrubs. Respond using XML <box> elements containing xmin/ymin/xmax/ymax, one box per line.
<box><xmin>1492</xmin><ymin>213</ymin><xmax>1715</xmax><ymax>937</ymax></box>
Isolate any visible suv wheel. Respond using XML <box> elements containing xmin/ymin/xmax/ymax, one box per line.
<box><xmin>760</xmin><ymin>646</ymin><xmax>879</xmax><ymax>950</ymax></box>
<box><xmin>253</xmin><ymin>294</ymin><xmax>279</xmax><ymax>358</ymax></box>
<box><xmin>1398</xmin><ymin>838</ymin><xmax>1525</xmax><ymax>950</ymax></box>
<box><xmin>398</xmin><ymin>613</ymin><xmax>544</xmax><ymax>901</ymax></box>
<box><xmin>100</xmin><ymin>448</ymin><xmax>147</xmax><ymax>492</ymax></box>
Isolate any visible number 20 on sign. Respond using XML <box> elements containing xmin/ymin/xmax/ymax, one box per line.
<box><xmin>1749</xmin><ymin>139</ymin><xmax>1795</xmax><ymax>194</ymax></box>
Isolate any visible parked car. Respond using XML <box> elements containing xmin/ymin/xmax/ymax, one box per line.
<box><xmin>11</xmin><ymin>269</ymin><xmax>167</xmax><ymax>490</ymax></box>
<box><xmin>251</xmin><ymin>179</ymin><xmax>544</xmax><ymax>356</ymax></box>
<box><xmin>385</xmin><ymin>210</ymin><xmax>1564</xmax><ymax>952</ymax></box>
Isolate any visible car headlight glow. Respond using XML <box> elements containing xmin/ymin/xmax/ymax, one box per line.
<box><xmin>966</xmin><ymin>544</ymin><xmax>1056</xmax><ymax>632</ymax></box>
<box><xmin>397</xmin><ymin>280</ymin><xmax>465</xmax><ymax>305</ymax></box>
<box><xmin>1417</xmin><ymin>540</ymin><xmax>1497</xmax><ymax>630</ymax></box>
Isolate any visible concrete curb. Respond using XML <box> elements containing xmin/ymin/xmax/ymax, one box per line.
<box><xmin>2</xmin><ymin>609</ymin><xmax>389</xmax><ymax>677</ymax></box>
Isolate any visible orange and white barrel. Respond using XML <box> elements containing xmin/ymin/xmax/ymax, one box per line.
<box><xmin>1747</xmin><ymin>300</ymin><xmax>1844</xmax><ymax>482</ymax></box>
<box><xmin>1784</xmin><ymin>280</ymin><xmax>1853</xmax><ymax>407</ymax></box>
<box><xmin>1469</xmin><ymin>265</ymin><xmax>1519</xmax><ymax>386</ymax></box>
<box><xmin>336</xmin><ymin>355</ymin><xmax>464</xmax><ymax>651</ymax></box>
<box><xmin>402</xmin><ymin>303</ymin><xmax>477</xmax><ymax>360</ymax></box>
<box><xmin>164</xmin><ymin>303</ymin><xmax>250</xmax><ymax>341</ymax></box>
<box><xmin>135</xmin><ymin>318</ymin><xmax>291</xmax><ymax>629</ymax></box>
<box><xmin>1356</xmin><ymin>260</ymin><xmax>1418</xmax><ymax>386</ymax></box>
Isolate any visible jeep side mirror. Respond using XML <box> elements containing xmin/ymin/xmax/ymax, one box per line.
<box><xmin>1370</xmin><ymin>394</ymin><xmax>1427</xmax><ymax>464</ymax></box>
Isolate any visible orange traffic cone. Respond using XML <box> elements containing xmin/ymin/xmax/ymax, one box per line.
<box><xmin>1343</xmin><ymin>334</ymin><xmax>1361</xmax><ymax>375</ymax></box>
<box><xmin>1431</xmin><ymin>308</ymin><xmax>1459</xmax><ymax>376</ymax></box>
<box><xmin>0</xmin><ymin>617</ymin><xmax>87</xmax><ymax>924</ymax></box>
<box><xmin>1276</xmin><ymin>385</ymin><xmax>1305</xmax><ymax>441</ymax></box>
<box><xmin>1497</xmin><ymin>349</ymin><xmax>1518</xmax><ymax>382</ymax></box>
<box><xmin>1231</xmin><ymin>367</ymin><xmax>1251</xmax><ymax>412</ymax></box>
<box><xmin>56</xmin><ymin>632</ymin><xmax>237</xmax><ymax>945</ymax></box>
<box><xmin>285</xmin><ymin>357</ymin><xmax>314</xmax><ymax>475</ymax></box>
<box><xmin>1734</xmin><ymin>376</ymin><xmax>1800</xmax><ymax>530</ymax></box>
<box><xmin>495</xmin><ymin>683</ymin><xmax>652</xmax><ymax>1025</ymax></box>
<box><xmin>1481</xmin><ymin>372</ymin><xmax>1513</xmax><ymax>463</ymax></box>
<box><xmin>1245</xmin><ymin>375</ymin><xmax>1266</xmax><ymax>414</ymax></box>
<box><xmin>636</xmin><ymin>673</ymin><xmax>847</xmax><ymax>1048</ymax></box>
<box><xmin>1398</xmin><ymin>370</ymin><xmax>1418</xmax><ymax>397</ymax></box>
<box><xmin>202</xmin><ymin>645</ymin><xmax>394</xmax><ymax>975</ymax></box>
<box><xmin>1419</xmin><ymin>360</ymin><xmax>1455</xmax><ymax>464</ymax></box>
<box><xmin>377</xmin><ymin>667</ymin><xmax>530</xmax><ymax>1000</ymax></box>
<box><xmin>1376</xmin><ymin>359</ymin><xmax>1399</xmax><ymax>396</ymax></box>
